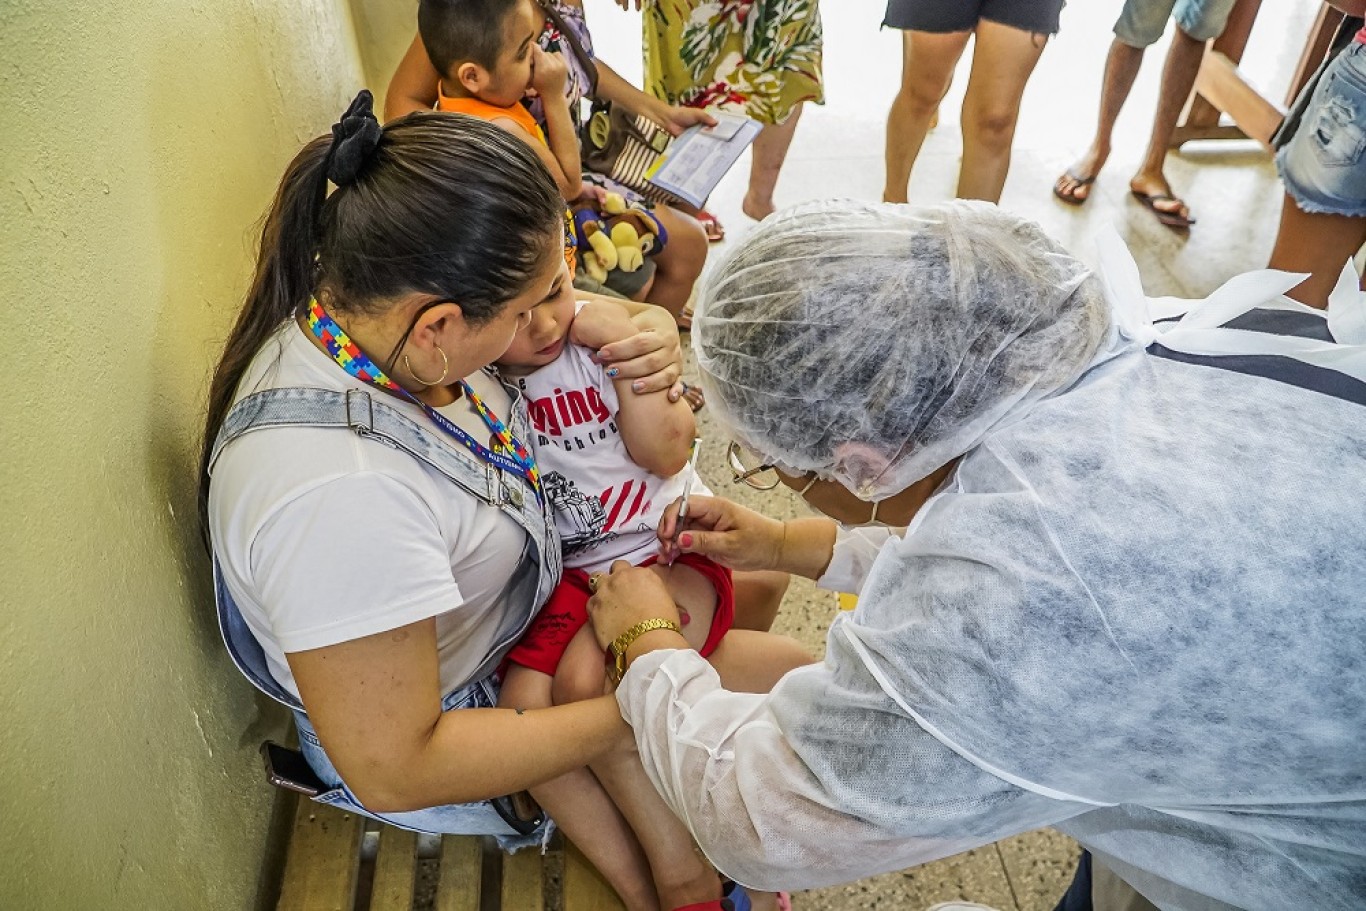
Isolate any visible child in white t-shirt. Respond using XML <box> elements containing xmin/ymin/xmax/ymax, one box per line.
<box><xmin>495</xmin><ymin>294</ymin><xmax>808</xmax><ymax>911</ymax></box>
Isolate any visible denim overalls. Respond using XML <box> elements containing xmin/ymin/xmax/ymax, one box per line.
<box><xmin>209</xmin><ymin>384</ymin><xmax>561</xmax><ymax>847</ymax></box>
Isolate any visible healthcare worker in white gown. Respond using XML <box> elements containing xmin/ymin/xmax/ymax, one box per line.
<box><xmin>585</xmin><ymin>201</ymin><xmax>1366</xmax><ymax>911</ymax></box>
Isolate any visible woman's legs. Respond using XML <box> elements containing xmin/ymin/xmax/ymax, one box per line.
<box><xmin>553</xmin><ymin>629</ymin><xmax>724</xmax><ymax>910</ymax></box>
<box><xmin>1266</xmin><ymin>194</ymin><xmax>1366</xmax><ymax>309</ymax></box>
<box><xmin>744</xmin><ymin>105</ymin><xmax>805</xmax><ymax>221</ymax></box>
<box><xmin>644</xmin><ymin>204</ymin><xmax>707</xmax><ymax>320</ymax></box>
<box><xmin>884</xmin><ymin>29</ymin><xmax>972</xmax><ymax>203</ymax></box>
<box><xmin>956</xmin><ymin>19</ymin><xmax>1048</xmax><ymax>202</ymax></box>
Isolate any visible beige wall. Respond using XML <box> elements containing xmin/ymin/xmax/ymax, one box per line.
<box><xmin>349</xmin><ymin>0</ymin><xmax>420</xmax><ymax>96</ymax></box>
<box><xmin>0</xmin><ymin>1</ymin><xmax>407</xmax><ymax>907</ymax></box>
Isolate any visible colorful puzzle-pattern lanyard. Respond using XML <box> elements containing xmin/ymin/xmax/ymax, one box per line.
<box><xmin>306</xmin><ymin>298</ymin><xmax>542</xmax><ymax>504</ymax></box>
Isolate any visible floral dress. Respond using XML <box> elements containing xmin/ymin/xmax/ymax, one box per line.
<box><xmin>643</xmin><ymin>0</ymin><xmax>824</xmax><ymax>126</ymax></box>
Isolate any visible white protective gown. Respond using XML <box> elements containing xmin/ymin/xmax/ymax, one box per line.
<box><xmin>618</xmin><ymin>242</ymin><xmax>1366</xmax><ymax>910</ymax></box>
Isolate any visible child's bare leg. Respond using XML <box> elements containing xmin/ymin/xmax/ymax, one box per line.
<box><xmin>535</xmin><ymin>766</ymin><xmax>660</xmax><ymax>911</ymax></box>
<box><xmin>499</xmin><ymin>665</ymin><xmax>660</xmax><ymax>911</ymax></box>
<box><xmin>555</xmin><ymin>629</ymin><xmax>723</xmax><ymax>909</ymax></box>
<box><xmin>550</xmin><ymin>629</ymin><xmax>614</xmax><ymax>707</ymax></box>
<box><xmin>706</xmin><ymin>633</ymin><xmax>811</xmax><ymax>911</ymax></box>
<box><xmin>590</xmin><ymin>745</ymin><xmax>722</xmax><ymax>909</ymax></box>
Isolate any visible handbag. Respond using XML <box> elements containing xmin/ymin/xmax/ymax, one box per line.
<box><xmin>580</xmin><ymin>101</ymin><xmax>684</xmax><ymax>205</ymax></box>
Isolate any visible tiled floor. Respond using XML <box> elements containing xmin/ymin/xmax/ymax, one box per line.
<box><xmin>582</xmin><ymin>1</ymin><xmax>1319</xmax><ymax>908</ymax></box>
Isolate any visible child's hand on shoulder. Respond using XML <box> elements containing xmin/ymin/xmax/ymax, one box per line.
<box><xmin>572</xmin><ymin>183</ymin><xmax>610</xmax><ymax>207</ymax></box>
<box><xmin>530</xmin><ymin>45</ymin><xmax>569</xmax><ymax>100</ymax></box>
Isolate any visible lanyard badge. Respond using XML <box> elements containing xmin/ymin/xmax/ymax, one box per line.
<box><xmin>305</xmin><ymin>299</ymin><xmax>542</xmax><ymax>504</ymax></box>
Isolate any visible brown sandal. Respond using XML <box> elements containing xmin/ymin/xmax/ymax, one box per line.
<box><xmin>1131</xmin><ymin>190</ymin><xmax>1195</xmax><ymax>228</ymax></box>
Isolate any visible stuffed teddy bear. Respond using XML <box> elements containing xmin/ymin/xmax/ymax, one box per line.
<box><xmin>571</xmin><ymin>192</ymin><xmax>666</xmax><ymax>282</ymax></box>
<box><xmin>605</xmin><ymin>211</ymin><xmax>660</xmax><ymax>273</ymax></box>
<box><xmin>571</xmin><ymin>201</ymin><xmax>618</xmax><ymax>283</ymax></box>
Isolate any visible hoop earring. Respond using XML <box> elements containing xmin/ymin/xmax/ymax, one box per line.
<box><xmin>403</xmin><ymin>348</ymin><xmax>449</xmax><ymax>387</ymax></box>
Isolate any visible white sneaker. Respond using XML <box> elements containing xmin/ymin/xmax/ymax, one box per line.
<box><xmin>925</xmin><ymin>904</ymin><xmax>1006</xmax><ymax>911</ymax></box>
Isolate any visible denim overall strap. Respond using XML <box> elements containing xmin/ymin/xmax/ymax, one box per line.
<box><xmin>209</xmin><ymin>385</ymin><xmax>562</xmax><ymax>710</ymax></box>
<box><xmin>214</xmin><ymin>387</ymin><xmax>500</xmax><ymax>505</ymax></box>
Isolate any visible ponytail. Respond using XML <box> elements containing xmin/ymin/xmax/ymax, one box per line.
<box><xmin>196</xmin><ymin>138</ymin><xmax>330</xmax><ymax>547</ymax></box>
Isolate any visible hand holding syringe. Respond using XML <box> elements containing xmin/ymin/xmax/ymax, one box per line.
<box><xmin>662</xmin><ymin>438</ymin><xmax>702</xmax><ymax>566</ymax></box>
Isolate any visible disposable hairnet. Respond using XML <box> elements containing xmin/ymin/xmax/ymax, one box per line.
<box><xmin>693</xmin><ymin>200</ymin><xmax>1111</xmax><ymax>500</ymax></box>
<box><xmin>624</xmin><ymin>318</ymin><xmax>1366</xmax><ymax>908</ymax></box>
<box><xmin>625</xmin><ymin>234</ymin><xmax>1366</xmax><ymax>908</ymax></box>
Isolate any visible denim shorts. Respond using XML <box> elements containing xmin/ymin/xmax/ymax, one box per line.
<box><xmin>296</xmin><ymin>675</ymin><xmax>553</xmax><ymax>851</ymax></box>
<box><xmin>1278</xmin><ymin>42</ymin><xmax>1366</xmax><ymax>218</ymax></box>
<box><xmin>1114</xmin><ymin>0</ymin><xmax>1238</xmax><ymax>48</ymax></box>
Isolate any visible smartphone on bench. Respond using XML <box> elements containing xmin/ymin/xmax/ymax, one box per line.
<box><xmin>261</xmin><ymin>741</ymin><xmax>326</xmax><ymax>797</ymax></box>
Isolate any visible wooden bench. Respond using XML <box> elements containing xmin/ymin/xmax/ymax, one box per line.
<box><xmin>266</xmin><ymin>744</ymin><xmax>626</xmax><ymax>911</ymax></box>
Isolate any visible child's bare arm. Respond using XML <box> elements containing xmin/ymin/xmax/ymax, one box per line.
<box><xmin>614</xmin><ymin>368</ymin><xmax>695</xmax><ymax>478</ymax></box>
<box><xmin>565</xmin><ymin>298</ymin><xmax>694</xmax><ymax>475</ymax></box>
<box><xmin>495</xmin><ymin>116</ymin><xmax>579</xmax><ymax>200</ymax></box>
<box><xmin>569</xmin><ymin>297</ymin><xmax>643</xmax><ymax>351</ymax></box>
<box><xmin>530</xmin><ymin>46</ymin><xmax>582</xmax><ymax>197</ymax></box>
<box><xmin>574</xmin><ymin>294</ymin><xmax>679</xmax><ymax>359</ymax></box>
<box><xmin>385</xmin><ymin>34</ymin><xmax>440</xmax><ymax>120</ymax></box>
<box><xmin>593</xmin><ymin>60</ymin><xmax>716</xmax><ymax>136</ymax></box>
<box><xmin>570</xmin><ymin>294</ymin><xmax>684</xmax><ymax>395</ymax></box>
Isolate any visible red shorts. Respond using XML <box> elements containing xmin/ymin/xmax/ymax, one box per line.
<box><xmin>505</xmin><ymin>553</ymin><xmax>734</xmax><ymax>677</ymax></box>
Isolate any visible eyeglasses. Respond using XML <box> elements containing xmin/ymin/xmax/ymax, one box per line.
<box><xmin>726</xmin><ymin>441</ymin><xmax>782</xmax><ymax>490</ymax></box>
<box><xmin>727</xmin><ymin>441</ymin><xmax>883</xmax><ymax>523</ymax></box>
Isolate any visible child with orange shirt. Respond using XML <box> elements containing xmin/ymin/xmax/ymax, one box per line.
<box><xmin>419</xmin><ymin>0</ymin><xmax>582</xmax><ymax>201</ymax></box>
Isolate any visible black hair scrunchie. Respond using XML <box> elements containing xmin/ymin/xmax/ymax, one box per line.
<box><xmin>324</xmin><ymin>90</ymin><xmax>383</xmax><ymax>187</ymax></box>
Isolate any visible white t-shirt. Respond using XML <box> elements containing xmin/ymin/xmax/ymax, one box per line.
<box><xmin>513</xmin><ymin>337</ymin><xmax>706</xmax><ymax>573</ymax></box>
<box><xmin>208</xmin><ymin>322</ymin><xmax>529</xmax><ymax>701</ymax></box>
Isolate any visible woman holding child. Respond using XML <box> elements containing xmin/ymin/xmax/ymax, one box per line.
<box><xmin>203</xmin><ymin>93</ymin><xmax>795</xmax><ymax>911</ymax></box>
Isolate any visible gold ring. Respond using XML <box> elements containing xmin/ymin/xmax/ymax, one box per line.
<box><xmin>588</xmin><ymin>573</ymin><xmax>602</xmax><ymax>594</ymax></box>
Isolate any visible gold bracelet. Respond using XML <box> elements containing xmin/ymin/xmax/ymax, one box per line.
<box><xmin>608</xmin><ymin>618</ymin><xmax>682</xmax><ymax>685</ymax></box>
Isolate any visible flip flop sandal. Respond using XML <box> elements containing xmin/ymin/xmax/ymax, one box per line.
<box><xmin>717</xmin><ymin>882</ymin><xmax>792</xmax><ymax>911</ymax></box>
<box><xmin>1131</xmin><ymin>190</ymin><xmax>1196</xmax><ymax>228</ymax></box>
<box><xmin>1053</xmin><ymin>169</ymin><xmax>1097</xmax><ymax>206</ymax></box>
<box><xmin>696</xmin><ymin>209</ymin><xmax>726</xmax><ymax>243</ymax></box>
<box><xmin>722</xmin><ymin>882</ymin><xmax>751</xmax><ymax>911</ymax></box>
<box><xmin>679</xmin><ymin>381</ymin><xmax>706</xmax><ymax>413</ymax></box>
